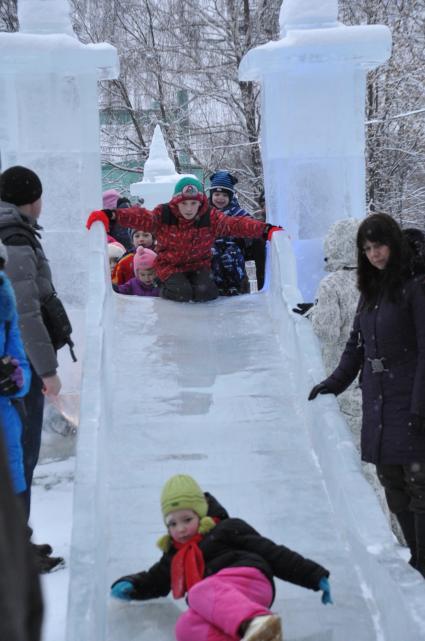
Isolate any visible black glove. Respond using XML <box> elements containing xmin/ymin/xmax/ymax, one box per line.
<box><xmin>0</xmin><ymin>357</ymin><xmax>20</xmax><ymax>395</ymax></box>
<box><xmin>262</xmin><ymin>224</ymin><xmax>284</xmax><ymax>241</ymax></box>
<box><xmin>102</xmin><ymin>208</ymin><xmax>116</xmax><ymax>221</ymax></box>
<box><xmin>308</xmin><ymin>382</ymin><xmax>333</xmax><ymax>401</ymax></box>
<box><xmin>410</xmin><ymin>414</ymin><xmax>425</xmax><ymax>431</ymax></box>
<box><xmin>293</xmin><ymin>303</ymin><xmax>314</xmax><ymax>315</ymax></box>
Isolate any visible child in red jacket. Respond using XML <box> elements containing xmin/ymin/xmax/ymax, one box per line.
<box><xmin>87</xmin><ymin>177</ymin><xmax>280</xmax><ymax>302</ymax></box>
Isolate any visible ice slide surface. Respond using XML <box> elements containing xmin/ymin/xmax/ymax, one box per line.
<box><xmin>67</xmin><ymin>224</ymin><xmax>425</xmax><ymax>641</ymax></box>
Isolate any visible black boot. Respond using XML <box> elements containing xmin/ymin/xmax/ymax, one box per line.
<box><xmin>30</xmin><ymin>542</ymin><xmax>53</xmax><ymax>556</ymax></box>
<box><xmin>31</xmin><ymin>544</ymin><xmax>65</xmax><ymax>574</ymax></box>
<box><xmin>414</xmin><ymin>513</ymin><xmax>425</xmax><ymax>578</ymax></box>
<box><xmin>396</xmin><ymin>510</ymin><xmax>417</xmax><ymax>567</ymax></box>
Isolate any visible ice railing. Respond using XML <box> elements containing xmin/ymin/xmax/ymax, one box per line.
<box><xmin>66</xmin><ymin>222</ymin><xmax>115</xmax><ymax>641</ymax></box>
<box><xmin>268</xmin><ymin>234</ymin><xmax>425</xmax><ymax>639</ymax></box>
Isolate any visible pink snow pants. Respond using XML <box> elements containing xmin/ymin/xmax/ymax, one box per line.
<box><xmin>175</xmin><ymin>567</ymin><xmax>273</xmax><ymax>641</ymax></box>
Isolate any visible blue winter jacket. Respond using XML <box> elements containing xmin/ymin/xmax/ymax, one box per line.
<box><xmin>0</xmin><ymin>273</ymin><xmax>31</xmax><ymax>493</ymax></box>
<box><xmin>215</xmin><ymin>196</ymin><xmax>250</xmax><ymax>245</ymax></box>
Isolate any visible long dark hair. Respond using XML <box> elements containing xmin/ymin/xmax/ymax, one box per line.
<box><xmin>356</xmin><ymin>213</ymin><xmax>411</xmax><ymax>306</ymax></box>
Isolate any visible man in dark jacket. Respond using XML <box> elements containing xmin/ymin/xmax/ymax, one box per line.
<box><xmin>0</xmin><ymin>166</ymin><xmax>64</xmax><ymax>572</ymax></box>
<box><xmin>0</xmin><ymin>428</ymin><xmax>43</xmax><ymax>641</ymax></box>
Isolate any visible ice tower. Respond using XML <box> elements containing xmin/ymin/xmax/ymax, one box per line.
<box><xmin>0</xmin><ymin>0</ymin><xmax>119</xmax><ymax>420</ymax></box>
<box><xmin>239</xmin><ymin>0</ymin><xmax>392</xmax><ymax>298</ymax></box>
<box><xmin>130</xmin><ymin>124</ymin><xmax>195</xmax><ymax>208</ymax></box>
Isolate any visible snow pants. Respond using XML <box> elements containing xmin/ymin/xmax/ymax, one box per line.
<box><xmin>211</xmin><ymin>241</ymin><xmax>248</xmax><ymax>295</ymax></box>
<box><xmin>175</xmin><ymin>567</ymin><xmax>273</xmax><ymax>641</ymax></box>
<box><xmin>161</xmin><ymin>269</ymin><xmax>218</xmax><ymax>302</ymax></box>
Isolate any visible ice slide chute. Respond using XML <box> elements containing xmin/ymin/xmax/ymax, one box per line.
<box><xmin>66</xmin><ymin>223</ymin><xmax>425</xmax><ymax>641</ymax></box>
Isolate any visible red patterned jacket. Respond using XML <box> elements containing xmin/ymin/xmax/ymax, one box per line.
<box><xmin>115</xmin><ymin>195</ymin><xmax>266</xmax><ymax>282</ymax></box>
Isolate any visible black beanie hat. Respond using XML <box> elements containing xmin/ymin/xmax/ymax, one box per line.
<box><xmin>0</xmin><ymin>166</ymin><xmax>43</xmax><ymax>207</ymax></box>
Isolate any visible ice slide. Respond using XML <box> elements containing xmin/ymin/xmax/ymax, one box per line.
<box><xmin>66</xmin><ymin>224</ymin><xmax>425</xmax><ymax>641</ymax></box>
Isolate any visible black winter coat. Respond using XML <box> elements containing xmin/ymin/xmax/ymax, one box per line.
<box><xmin>324</xmin><ymin>277</ymin><xmax>425</xmax><ymax>464</ymax></box>
<box><xmin>113</xmin><ymin>494</ymin><xmax>328</xmax><ymax>603</ymax></box>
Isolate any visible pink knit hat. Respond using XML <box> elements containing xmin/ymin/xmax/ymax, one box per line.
<box><xmin>133</xmin><ymin>246</ymin><xmax>157</xmax><ymax>272</ymax></box>
<box><xmin>102</xmin><ymin>189</ymin><xmax>120</xmax><ymax>210</ymax></box>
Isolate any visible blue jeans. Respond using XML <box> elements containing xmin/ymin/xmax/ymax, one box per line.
<box><xmin>22</xmin><ymin>369</ymin><xmax>44</xmax><ymax>519</ymax></box>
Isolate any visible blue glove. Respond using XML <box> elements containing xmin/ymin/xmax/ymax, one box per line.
<box><xmin>319</xmin><ymin>577</ymin><xmax>333</xmax><ymax>605</ymax></box>
<box><xmin>111</xmin><ymin>580</ymin><xmax>134</xmax><ymax>600</ymax></box>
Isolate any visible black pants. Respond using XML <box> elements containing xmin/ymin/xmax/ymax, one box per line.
<box><xmin>161</xmin><ymin>269</ymin><xmax>219</xmax><ymax>302</ymax></box>
<box><xmin>377</xmin><ymin>462</ymin><xmax>425</xmax><ymax>575</ymax></box>
<box><xmin>377</xmin><ymin>463</ymin><xmax>425</xmax><ymax>514</ymax></box>
<box><xmin>22</xmin><ymin>369</ymin><xmax>45</xmax><ymax>519</ymax></box>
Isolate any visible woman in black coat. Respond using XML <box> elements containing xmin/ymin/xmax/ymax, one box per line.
<box><xmin>309</xmin><ymin>213</ymin><xmax>425</xmax><ymax>578</ymax></box>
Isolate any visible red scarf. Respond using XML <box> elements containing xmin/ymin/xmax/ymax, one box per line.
<box><xmin>171</xmin><ymin>533</ymin><xmax>204</xmax><ymax>599</ymax></box>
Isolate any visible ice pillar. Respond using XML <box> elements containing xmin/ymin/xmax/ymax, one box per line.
<box><xmin>130</xmin><ymin>124</ymin><xmax>194</xmax><ymax>207</ymax></box>
<box><xmin>239</xmin><ymin>0</ymin><xmax>391</xmax><ymax>299</ymax></box>
<box><xmin>0</xmin><ymin>0</ymin><xmax>119</xmax><ymax>419</ymax></box>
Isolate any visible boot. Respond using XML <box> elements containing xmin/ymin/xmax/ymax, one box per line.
<box><xmin>396</xmin><ymin>510</ymin><xmax>417</xmax><ymax>567</ymax></box>
<box><xmin>414</xmin><ymin>513</ymin><xmax>425</xmax><ymax>578</ymax></box>
<box><xmin>30</xmin><ymin>542</ymin><xmax>53</xmax><ymax>556</ymax></box>
<box><xmin>240</xmin><ymin>614</ymin><xmax>282</xmax><ymax>641</ymax></box>
<box><xmin>31</xmin><ymin>545</ymin><xmax>65</xmax><ymax>574</ymax></box>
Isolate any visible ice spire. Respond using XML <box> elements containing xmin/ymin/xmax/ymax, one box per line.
<box><xmin>130</xmin><ymin>125</ymin><xmax>186</xmax><ymax>208</ymax></box>
<box><xmin>18</xmin><ymin>0</ymin><xmax>75</xmax><ymax>36</ymax></box>
<box><xmin>143</xmin><ymin>125</ymin><xmax>177</xmax><ymax>180</ymax></box>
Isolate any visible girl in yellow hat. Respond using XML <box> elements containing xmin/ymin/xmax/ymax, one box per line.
<box><xmin>111</xmin><ymin>474</ymin><xmax>331</xmax><ymax>641</ymax></box>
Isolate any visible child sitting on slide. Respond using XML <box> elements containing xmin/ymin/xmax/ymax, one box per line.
<box><xmin>86</xmin><ymin>177</ymin><xmax>281</xmax><ymax>303</ymax></box>
<box><xmin>114</xmin><ymin>246</ymin><xmax>160</xmax><ymax>297</ymax></box>
<box><xmin>113</xmin><ymin>229</ymin><xmax>155</xmax><ymax>286</ymax></box>
<box><xmin>110</xmin><ymin>474</ymin><xmax>332</xmax><ymax>641</ymax></box>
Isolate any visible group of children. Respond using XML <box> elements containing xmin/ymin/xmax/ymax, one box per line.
<box><xmin>86</xmin><ymin>179</ymin><xmax>331</xmax><ymax>641</ymax></box>
<box><xmin>98</xmin><ymin>172</ymin><xmax>274</xmax><ymax>303</ymax></box>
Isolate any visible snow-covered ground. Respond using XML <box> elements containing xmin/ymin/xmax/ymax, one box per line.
<box><xmin>31</xmin><ymin>456</ymin><xmax>74</xmax><ymax>641</ymax></box>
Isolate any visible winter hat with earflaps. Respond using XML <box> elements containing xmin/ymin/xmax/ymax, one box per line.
<box><xmin>171</xmin><ymin>177</ymin><xmax>204</xmax><ymax>205</ymax></box>
<box><xmin>133</xmin><ymin>246</ymin><xmax>157</xmax><ymax>273</ymax></box>
<box><xmin>157</xmin><ymin>474</ymin><xmax>216</xmax><ymax>552</ymax></box>
<box><xmin>209</xmin><ymin>171</ymin><xmax>238</xmax><ymax>199</ymax></box>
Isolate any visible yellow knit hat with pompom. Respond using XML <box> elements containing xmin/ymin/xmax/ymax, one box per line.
<box><xmin>157</xmin><ymin>474</ymin><xmax>216</xmax><ymax>552</ymax></box>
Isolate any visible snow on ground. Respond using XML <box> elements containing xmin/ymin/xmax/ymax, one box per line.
<box><xmin>31</xmin><ymin>455</ymin><xmax>74</xmax><ymax>641</ymax></box>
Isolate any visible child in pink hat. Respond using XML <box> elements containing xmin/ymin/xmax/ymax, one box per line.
<box><xmin>115</xmin><ymin>246</ymin><xmax>160</xmax><ymax>297</ymax></box>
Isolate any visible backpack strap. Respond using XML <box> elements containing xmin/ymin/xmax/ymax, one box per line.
<box><xmin>0</xmin><ymin>224</ymin><xmax>42</xmax><ymax>252</ymax></box>
<box><xmin>160</xmin><ymin>204</ymin><xmax>178</xmax><ymax>226</ymax></box>
<box><xmin>195</xmin><ymin>210</ymin><xmax>211</xmax><ymax>229</ymax></box>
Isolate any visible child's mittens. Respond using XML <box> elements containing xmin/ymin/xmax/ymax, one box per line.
<box><xmin>262</xmin><ymin>224</ymin><xmax>284</xmax><ymax>241</ymax></box>
<box><xmin>319</xmin><ymin>576</ymin><xmax>333</xmax><ymax>605</ymax></box>
<box><xmin>111</xmin><ymin>580</ymin><xmax>134</xmax><ymax>600</ymax></box>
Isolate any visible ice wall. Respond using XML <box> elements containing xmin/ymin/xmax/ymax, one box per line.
<box><xmin>239</xmin><ymin>0</ymin><xmax>392</xmax><ymax>299</ymax></box>
<box><xmin>0</xmin><ymin>0</ymin><xmax>119</xmax><ymax>422</ymax></box>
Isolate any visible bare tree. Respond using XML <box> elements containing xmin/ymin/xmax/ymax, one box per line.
<box><xmin>0</xmin><ymin>0</ymin><xmax>17</xmax><ymax>32</ymax></box>
<box><xmin>340</xmin><ymin>0</ymin><xmax>425</xmax><ymax>227</ymax></box>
